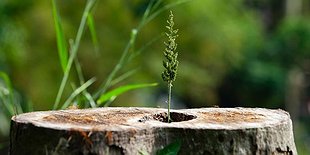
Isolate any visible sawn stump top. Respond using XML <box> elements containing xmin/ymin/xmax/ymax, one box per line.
<box><xmin>12</xmin><ymin>107</ymin><xmax>290</xmax><ymax>131</ymax></box>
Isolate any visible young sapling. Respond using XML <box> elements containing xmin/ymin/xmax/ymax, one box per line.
<box><xmin>162</xmin><ymin>11</ymin><xmax>179</xmax><ymax>123</ymax></box>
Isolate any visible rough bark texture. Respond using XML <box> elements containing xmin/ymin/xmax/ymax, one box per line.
<box><xmin>10</xmin><ymin>107</ymin><xmax>297</xmax><ymax>155</ymax></box>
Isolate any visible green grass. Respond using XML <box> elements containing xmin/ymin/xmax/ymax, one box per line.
<box><xmin>0</xmin><ymin>1</ymin><xmax>192</xmax><ymax>134</ymax></box>
<box><xmin>61</xmin><ymin>77</ymin><xmax>96</xmax><ymax>109</ymax></box>
<box><xmin>51</xmin><ymin>0</ymin><xmax>191</xmax><ymax>110</ymax></box>
<box><xmin>157</xmin><ymin>139</ymin><xmax>181</xmax><ymax>155</ymax></box>
<box><xmin>0</xmin><ymin>71</ymin><xmax>33</xmax><ymax>139</ymax></box>
<box><xmin>52</xmin><ymin>0</ymin><xmax>68</xmax><ymax>73</ymax></box>
<box><xmin>0</xmin><ymin>71</ymin><xmax>15</xmax><ymax>115</ymax></box>
<box><xmin>97</xmin><ymin>83</ymin><xmax>158</xmax><ymax>106</ymax></box>
<box><xmin>0</xmin><ymin>71</ymin><xmax>25</xmax><ymax>116</ymax></box>
<box><xmin>87</xmin><ymin>12</ymin><xmax>99</xmax><ymax>54</ymax></box>
<box><xmin>53</xmin><ymin>0</ymin><xmax>97</xmax><ymax>110</ymax></box>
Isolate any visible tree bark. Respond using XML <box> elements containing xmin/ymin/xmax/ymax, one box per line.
<box><xmin>10</xmin><ymin>107</ymin><xmax>297</xmax><ymax>155</ymax></box>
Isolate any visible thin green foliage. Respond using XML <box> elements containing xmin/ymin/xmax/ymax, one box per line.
<box><xmin>52</xmin><ymin>0</ymin><xmax>68</xmax><ymax>73</ymax></box>
<box><xmin>156</xmin><ymin>139</ymin><xmax>181</xmax><ymax>155</ymax></box>
<box><xmin>137</xmin><ymin>0</ymin><xmax>158</xmax><ymax>31</ymax></box>
<box><xmin>69</xmin><ymin>39</ymin><xmax>97</xmax><ymax>108</ymax></box>
<box><xmin>93</xmin><ymin>29</ymin><xmax>138</xmax><ymax>99</ymax></box>
<box><xmin>110</xmin><ymin>69</ymin><xmax>139</xmax><ymax>86</ymax></box>
<box><xmin>53</xmin><ymin>0</ymin><xmax>97</xmax><ymax>110</ymax></box>
<box><xmin>162</xmin><ymin>11</ymin><xmax>179</xmax><ymax>123</ymax></box>
<box><xmin>127</xmin><ymin>33</ymin><xmax>164</xmax><ymax>63</ymax></box>
<box><xmin>0</xmin><ymin>71</ymin><xmax>15</xmax><ymax>115</ymax></box>
<box><xmin>94</xmin><ymin>0</ymin><xmax>186</xmax><ymax>100</ymax></box>
<box><xmin>141</xmin><ymin>0</ymin><xmax>191</xmax><ymax>29</ymax></box>
<box><xmin>53</xmin><ymin>0</ymin><xmax>188</xmax><ymax>109</ymax></box>
<box><xmin>93</xmin><ymin>0</ymin><xmax>157</xmax><ymax>99</ymax></box>
<box><xmin>75</xmin><ymin>62</ymin><xmax>97</xmax><ymax>108</ymax></box>
<box><xmin>72</xmin><ymin>55</ymin><xmax>97</xmax><ymax>108</ymax></box>
<box><xmin>61</xmin><ymin>77</ymin><xmax>96</xmax><ymax>109</ymax></box>
<box><xmin>87</xmin><ymin>12</ymin><xmax>99</xmax><ymax>54</ymax></box>
<box><xmin>97</xmin><ymin>83</ymin><xmax>158</xmax><ymax>106</ymax></box>
<box><xmin>0</xmin><ymin>71</ymin><xmax>28</xmax><ymax>117</ymax></box>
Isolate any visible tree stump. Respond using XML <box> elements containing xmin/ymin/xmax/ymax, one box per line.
<box><xmin>10</xmin><ymin>107</ymin><xmax>297</xmax><ymax>155</ymax></box>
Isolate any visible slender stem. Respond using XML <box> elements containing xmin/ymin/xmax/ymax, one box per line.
<box><xmin>127</xmin><ymin>33</ymin><xmax>164</xmax><ymax>63</ymax></box>
<box><xmin>61</xmin><ymin>77</ymin><xmax>96</xmax><ymax>109</ymax></box>
<box><xmin>94</xmin><ymin>0</ymin><xmax>186</xmax><ymax>102</ymax></box>
<box><xmin>69</xmin><ymin>39</ymin><xmax>96</xmax><ymax>108</ymax></box>
<box><xmin>167</xmin><ymin>81</ymin><xmax>172</xmax><ymax>123</ymax></box>
<box><xmin>94</xmin><ymin>29</ymin><xmax>137</xmax><ymax>99</ymax></box>
<box><xmin>53</xmin><ymin>0</ymin><xmax>96</xmax><ymax>110</ymax></box>
<box><xmin>94</xmin><ymin>0</ymin><xmax>161</xmax><ymax>99</ymax></box>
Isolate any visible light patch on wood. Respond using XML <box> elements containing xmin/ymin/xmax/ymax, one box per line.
<box><xmin>199</xmin><ymin>110</ymin><xmax>265</xmax><ymax>123</ymax></box>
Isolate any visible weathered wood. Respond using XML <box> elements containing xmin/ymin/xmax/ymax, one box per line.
<box><xmin>10</xmin><ymin>107</ymin><xmax>297</xmax><ymax>155</ymax></box>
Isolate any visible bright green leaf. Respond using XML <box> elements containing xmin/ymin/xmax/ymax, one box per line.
<box><xmin>52</xmin><ymin>0</ymin><xmax>68</xmax><ymax>73</ymax></box>
<box><xmin>97</xmin><ymin>83</ymin><xmax>158</xmax><ymax>106</ymax></box>
<box><xmin>0</xmin><ymin>71</ymin><xmax>14</xmax><ymax>115</ymax></box>
<box><xmin>156</xmin><ymin>139</ymin><xmax>181</xmax><ymax>155</ymax></box>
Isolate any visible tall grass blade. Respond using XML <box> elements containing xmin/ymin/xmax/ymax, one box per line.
<box><xmin>151</xmin><ymin>0</ymin><xmax>163</xmax><ymax>13</ymax></box>
<box><xmin>87</xmin><ymin>12</ymin><xmax>99</xmax><ymax>54</ymax></box>
<box><xmin>144</xmin><ymin>0</ymin><xmax>192</xmax><ymax>27</ymax></box>
<box><xmin>84</xmin><ymin>91</ymin><xmax>97</xmax><ymax>108</ymax></box>
<box><xmin>128</xmin><ymin>33</ymin><xmax>164</xmax><ymax>62</ymax></box>
<box><xmin>0</xmin><ymin>92</ymin><xmax>14</xmax><ymax>116</ymax></box>
<box><xmin>54</xmin><ymin>0</ymin><xmax>97</xmax><ymax>110</ymax></box>
<box><xmin>69</xmin><ymin>39</ymin><xmax>97</xmax><ymax>108</ymax></box>
<box><xmin>97</xmin><ymin>83</ymin><xmax>158</xmax><ymax>106</ymax></box>
<box><xmin>138</xmin><ymin>0</ymin><xmax>156</xmax><ymax>31</ymax></box>
<box><xmin>93</xmin><ymin>0</ymin><xmax>157</xmax><ymax>98</ymax></box>
<box><xmin>0</xmin><ymin>71</ymin><xmax>15</xmax><ymax>115</ymax></box>
<box><xmin>0</xmin><ymin>72</ymin><xmax>13</xmax><ymax>100</ymax></box>
<box><xmin>74</xmin><ymin>57</ymin><xmax>97</xmax><ymax>108</ymax></box>
<box><xmin>52</xmin><ymin>0</ymin><xmax>68</xmax><ymax>73</ymax></box>
<box><xmin>110</xmin><ymin>69</ymin><xmax>138</xmax><ymax>86</ymax></box>
<box><xmin>94</xmin><ymin>0</ymin><xmax>188</xmax><ymax>100</ymax></box>
<box><xmin>61</xmin><ymin>77</ymin><xmax>96</xmax><ymax>109</ymax></box>
<box><xmin>94</xmin><ymin>29</ymin><xmax>137</xmax><ymax>99</ymax></box>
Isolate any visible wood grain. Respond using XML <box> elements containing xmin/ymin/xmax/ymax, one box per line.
<box><xmin>10</xmin><ymin>107</ymin><xmax>297</xmax><ymax>155</ymax></box>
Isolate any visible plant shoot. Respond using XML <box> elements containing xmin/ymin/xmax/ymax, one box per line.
<box><xmin>162</xmin><ymin>11</ymin><xmax>179</xmax><ymax>123</ymax></box>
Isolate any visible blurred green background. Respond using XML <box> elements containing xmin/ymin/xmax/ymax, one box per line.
<box><xmin>1</xmin><ymin>0</ymin><xmax>310</xmax><ymax>154</ymax></box>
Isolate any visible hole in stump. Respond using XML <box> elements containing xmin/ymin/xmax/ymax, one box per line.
<box><xmin>138</xmin><ymin>112</ymin><xmax>197</xmax><ymax>123</ymax></box>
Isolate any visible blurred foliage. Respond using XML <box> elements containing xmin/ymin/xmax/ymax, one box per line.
<box><xmin>1</xmin><ymin>0</ymin><xmax>310</xmax><ymax>154</ymax></box>
<box><xmin>0</xmin><ymin>0</ymin><xmax>264</xmax><ymax>108</ymax></box>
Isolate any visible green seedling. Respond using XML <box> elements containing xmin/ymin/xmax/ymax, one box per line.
<box><xmin>162</xmin><ymin>11</ymin><xmax>179</xmax><ymax>123</ymax></box>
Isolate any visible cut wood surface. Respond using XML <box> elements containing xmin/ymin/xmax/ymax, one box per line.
<box><xmin>10</xmin><ymin>107</ymin><xmax>297</xmax><ymax>155</ymax></box>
